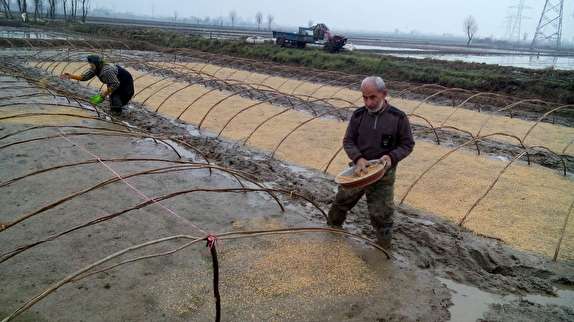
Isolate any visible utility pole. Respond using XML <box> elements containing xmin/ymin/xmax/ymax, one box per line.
<box><xmin>531</xmin><ymin>0</ymin><xmax>564</xmax><ymax>49</ymax></box>
<box><xmin>504</xmin><ymin>14</ymin><xmax>514</xmax><ymax>40</ymax></box>
<box><xmin>508</xmin><ymin>0</ymin><xmax>530</xmax><ymax>44</ymax></box>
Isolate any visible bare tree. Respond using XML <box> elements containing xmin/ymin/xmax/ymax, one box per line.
<box><xmin>229</xmin><ymin>10</ymin><xmax>236</xmax><ymax>27</ymax></box>
<box><xmin>61</xmin><ymin>0</ymin><xmax>68</xmax><ymax>21</ymax></box>
<box><xmin>71</xmin><ymin>0</ymin><xmax>78</xmax><ymax>20</ymax></box>
<box><xmin>17</xmin><ymin>0</ymin><xmax>28</xmax><ymax>21</ymax></box>
<box><xmin>266</xmin><ymin>14</ymin><xmax>274</xmax><ymax>31</ymax></box>
<box><xmin>255</xmin><ymin>11</ymin><xmax>262</xmax><ymax>31</ymax></box>
<box><xmin>38</xmin><ymin>0</ymin><xmax>44</xmax><ymax>18</ymax></box>
<box><xmin>1</xmin><ymin>0</ymin><xmax>13</xmax><ymax>18</ymax></box>
<box><xmin>173</xmin><ymin>10</ymin><xmax>177</xmax><ymax>22</ymax></box>
<box><xmin>46</xmin><ymin>0</ymin><xmax>55</xmax><ymax>19</ymax></box>
<box><xmin>32</xmin><ymin>0</ymin><xmax>41</xmax><ymax>21</ymax></box>
<box><xmin>80</xmin><ymin>0</ymin><xmax>88</xmax><ymax>22</ymax></box>
<box><xmin>463</xmin><ymin>15</ymin><xmax>478</xmax><ymax>46</ymax></box>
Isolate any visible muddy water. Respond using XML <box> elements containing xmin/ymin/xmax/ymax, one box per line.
<box><xmin>442</xmin><ymin>278</ymin><xmax>574</xmax><ymax>321</ymax></box>
<box><xmin>391</xmin><ymin>52</ymin><xmax>574</xmax><ymax>71</ymax></box>
<box><xmin>0</xmin><ymin>30</ymin><xmax>80</xmax><ymax>40</ymax></box>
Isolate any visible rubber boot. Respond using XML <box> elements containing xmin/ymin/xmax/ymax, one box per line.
<box><xmin>376</xmin><ymin>224</ymin><xmax>393</xmax><ymax>250</ymax></box>
<box><xmin>326</xmin><ymin>207</ymin><xmax>346</xmax><ymax>229</ymax></box>
<box><xmin>110</xmin><ymin>107</ymin><xmax>123</xmax><ymax>116</ymax></box>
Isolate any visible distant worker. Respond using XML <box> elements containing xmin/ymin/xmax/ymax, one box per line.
<box><xmin>327</xmin><ymin>76</ymin><xmax>415</xmax><ymax>249</ymax></box>
<box><xmin>61</xmin><ymin>55</ymin><xmax>134</xmax><ymax>115</ymax></box>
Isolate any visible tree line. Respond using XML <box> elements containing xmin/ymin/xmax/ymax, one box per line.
<box><xmin>0</xmin><ymin>0</ymin><xmax>90</xmax><ymax>23</ymax></box>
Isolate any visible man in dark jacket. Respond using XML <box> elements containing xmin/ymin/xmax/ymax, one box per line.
<box><xmin>61</xmin><ymin>55</ymin><xmax>134</xmax><ymax>115</ymax></box>
<box><xmin>328</xmin><ymin>76</ymin><xmax>415</xmax><ymax>249</ymax></box>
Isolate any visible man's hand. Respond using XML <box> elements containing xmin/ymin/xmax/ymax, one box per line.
<box><xmin>354</xmin><ymin>158</ymin><xmax>369</xmax><ymax>177</ymax></box>
<box><xmin>61</xmin><ymin>73</ymin><xmax>81</xmax><ymax>81</ymax></box>
<box><xmin>381</xmin><ymin>155</ymin><xmax>392</xmax><ymax>169</ymax></box>
<box><xmin>100</xmin><ymin>88</ymin><xmax>110</xmax><ymax>98</ymax></box>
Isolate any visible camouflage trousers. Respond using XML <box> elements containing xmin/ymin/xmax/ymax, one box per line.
<box><xmin>327</xmin><ymin>167</ymin><xmax>396</xmax><ymax>246</ymax></box>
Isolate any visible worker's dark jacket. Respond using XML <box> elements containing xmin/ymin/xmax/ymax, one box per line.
<box><xmin>343</xmin><ymin>103</ymin><xmax>415</xmax><ymax>168</ymax></box>
<box><xmin>112</xmin><ymin>66</ymin><xmax>135</xmax><ymax>106</ymax></box>
<box><xmin>81</xmin><ymin>64</ymin><xmax>134</xmax><ymax>107</ymax></box>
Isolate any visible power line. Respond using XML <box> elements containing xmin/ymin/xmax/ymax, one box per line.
<box><xmin>507</xmin><ymin>0</ymin><xmax>532</xmax><ymax>43</ymax></box>
<box><xmin>531</xmin><ymin>0</ymin><xmax>564</xmax><ymax>49</ymax></box>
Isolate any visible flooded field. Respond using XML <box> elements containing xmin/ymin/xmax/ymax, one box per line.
<box><xmin>0</xmin><ymin>27</ymin><xmax>83</xmax><ymax>41</ymax></box>
<box><xmin>391</xmin><ymin>52</ymin><xmax>574</xmax><ymax>70</ymax></box>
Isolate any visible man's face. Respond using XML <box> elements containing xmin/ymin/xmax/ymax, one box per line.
<box><xmin>362</xmin><ymin>83</ymin><xmax>387</xmax><ymax>110</ymax></box>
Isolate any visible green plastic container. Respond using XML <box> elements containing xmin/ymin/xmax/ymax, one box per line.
<box><xmin>89</xmin><ymin>94</ymin><xmax>104</xmax><ymax>105</ymax></box>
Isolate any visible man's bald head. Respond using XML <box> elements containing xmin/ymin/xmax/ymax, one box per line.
<box><xmin>361</xmin><ymin>76</ymin><xmax>386</xmax><ymax>92</ymax></box>
<box><xmin>361</xmin><ymin>76</ymin><xmax>387</xmax><ymax>111</ymax></box>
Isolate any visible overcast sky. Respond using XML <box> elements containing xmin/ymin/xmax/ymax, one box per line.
<box><xmin>92</xmin><ymin>0</ymin><xmax>573</xmax><ymax>40</ymax></box>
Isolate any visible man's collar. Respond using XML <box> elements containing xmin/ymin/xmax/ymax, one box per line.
<box><xmin>367</xmin><ymin>99</ymin><xmax>389</xmax><ymax>115</ymax></box>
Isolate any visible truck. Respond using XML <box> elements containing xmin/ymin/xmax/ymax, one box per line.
<box><xmin>272</xmin><ymin>23</ymin><xmax>347</xmax><ymax>53</ymax></box>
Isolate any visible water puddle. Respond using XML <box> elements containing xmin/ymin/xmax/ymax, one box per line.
<box><xmin>0</xmin><ymin>30</ymin><xmax>81</xmax><ymax>40</ymax></box>
<box><xmin>164</xmin><ymin>139</ymin><xmax>202</xmax><ymax>162</ymax></box>
<box><xmin>278</xmin><ymin>163</ymin><xmax>314</xmax><ymax>178</ymax></box>
<box><xmin>390</xmin><ymin>53</ymin><xmax>574</xmax><ymax>70</ymax></box>
<box><xmin>488</xmin><ymin>155</ymin><xmax>510</xmax><ymax>162</ymax></box>
<box><xmin>524</xmin><ymin>288</ymin><xmax>574</xmax><ymax>307</ymax></box>
<box><xmin>181</xmin><ymin>123</ymin><xmax>201</xmax><ymax>137</ymax></box>
<box><xmin>349</xmin><ymin>44</ymin><xmax>433</xmax><ymax>52</ymax></box>
<box><xmin>440</xmin><ymin>278</ymin><xmax>574</xmax><ymax>322</ymax></box>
